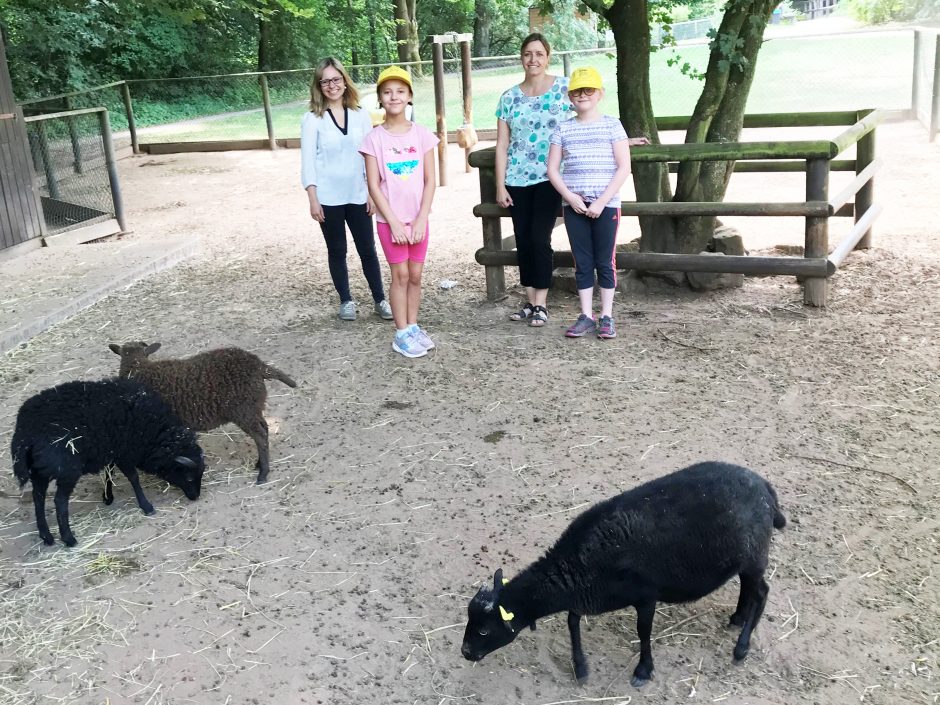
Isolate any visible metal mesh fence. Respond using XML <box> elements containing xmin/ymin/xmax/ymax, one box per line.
<box><xmin>20</xmin><ymin>84</ymin><xmax>132</xmax><ymax>151</ymax></box>
<box><xmin>23</xmin><ymin>110</ymin><xmax>116</xmax><ymax>235</ymax></box>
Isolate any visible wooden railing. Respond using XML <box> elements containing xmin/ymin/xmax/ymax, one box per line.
<box><xmin>469</xmin><ymin>109</ymin><xmax>885</xmax><ymax>307</ymax></box>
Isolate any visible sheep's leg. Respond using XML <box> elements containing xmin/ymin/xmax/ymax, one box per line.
<box><xmin>102</xmin><ymin>470</ymin><xmax>114</xmax><ymax>506</ymax></box>
<box><xmin>567</xmin><ymin>611</ymin><xmax>589</xmax><ymax>684</ymax></box>
<box><xmin>31</xmin><ymin>476</ymin><xmax>54</xmax><ymax>546</ymax></box>
<box><xmin>53</xmin><ymin>479</ymin><xmax>78</xmax><ymax>547</ymax></box>
<box><xmin>729</xmin><ymin>573</ymin><xmax>755</xmax><ymax>627</ymax></box>
<box><xmin>733</xmin><ymin>576</ymin><xmax>769</xmax><ymax>661</ymax></box>
<box><xmin>119</xmin><ymin>467</ymin><xmax>155</xmax><ymax>515</ymax></box>
<box><xmin>240</xmin><ymin>417</ymin><xmax>270</xmax><ymax>484</ymax></box>
<box><xmin>631</xmin><ymin>600</ymin><xmax>656</xmax><ymax>687</ymax></box>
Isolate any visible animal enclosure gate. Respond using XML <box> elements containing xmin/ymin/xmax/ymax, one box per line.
<box><xmin>470</xmin><ymin>110</ymin><xmax>885</xmax><ymax>307</ymax></box>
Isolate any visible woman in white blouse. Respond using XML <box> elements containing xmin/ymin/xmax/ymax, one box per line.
<box><xmin>301</xmin><ymin>58</ymin><xmax>392</xmax><ymax>321</ymax></box>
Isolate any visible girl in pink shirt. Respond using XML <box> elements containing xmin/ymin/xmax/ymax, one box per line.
<box><xmin>360</xmin><ymin>66</ymin><xmax>439</xmax><ymax>359</ymax></box>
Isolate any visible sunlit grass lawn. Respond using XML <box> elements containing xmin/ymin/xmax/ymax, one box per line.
<box><xmin>139</xmin><ymin>32</ymin><xmax>912</xmax><ymax>144</ymax></box>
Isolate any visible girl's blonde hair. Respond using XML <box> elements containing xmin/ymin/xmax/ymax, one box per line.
<box><xmin>308</xmin><ymin>57</ymin><xmax>360</xmax><ymax>115</ymax></box>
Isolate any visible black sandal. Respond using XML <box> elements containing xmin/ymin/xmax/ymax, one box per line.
<box><xmin>529</xmin><ymin>305</ymin><xmax>548</xmax><ymax>327</ymax></box>
<box><xmin>509</xmin><ymin>302</ymin><xmax>535</xmax><ymax>322</ymax></box>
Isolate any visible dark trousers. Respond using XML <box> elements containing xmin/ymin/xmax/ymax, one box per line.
<box><xmin>507</xmin><ymin>180</ymin><xmax>560</xmax><ymax>290</ymax></box>
<box><xmin>564</xmin><ymin>206</ymin><xmax>620</xmax><ymax>290</ymax></box>
<box><xmin>319</xmin><ymin>203</ymin><xmax>385</xmax><ymax>303</ymax></box>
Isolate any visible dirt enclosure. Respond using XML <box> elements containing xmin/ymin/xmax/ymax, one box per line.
<box><xmin>0</xmin><ymin>120</ymin><xmax>937</xmax><ymax>705</ymax></box>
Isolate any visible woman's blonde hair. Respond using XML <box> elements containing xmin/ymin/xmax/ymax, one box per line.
<box><xmin>308</xmin><ymin>57</ymin><xmax>360</xmax><ymax>115</ymax></box>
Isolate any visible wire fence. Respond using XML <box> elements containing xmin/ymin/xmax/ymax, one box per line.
<box><xmin>15</xmin><ymin>29</ymin><xmax>922</xmax><ymax>150</ymax></box>
<box><xmin>23</xmin><ymin>108</ymin><xmax>120</xmax><ymax>235</ymax></box>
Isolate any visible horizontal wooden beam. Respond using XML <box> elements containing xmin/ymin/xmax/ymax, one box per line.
<box><xmin>431</xmin><ymin>33</ymin><xmax>473</xmax><ymax>43</ymax></box>
<box><xmin>23</xmin><ymin>106</ymin><xmax>106</xmax><ymax>122</ymax></box>
<box><xmin>473</xmin><ymin>201</ymin><xmax>832</xmax><ymax>218</ymax></box>
<box><xmin>475</xmin><ymin>248</ymin><xmax>830</xmax><ymax>277</ymax></box>
<box><xmin>654</xmin><ymin>111</ymin><xmax>861</xmax><ymax>131</ymax></box>
<box><xmin>827</xmin><ymin>203</ymin><xmax>884</xmax><ymax>274</ymax></box>
<box><xmin>831</xmin><ymin>109</ymin><xmax>887</xmax><ymax>156</ymax></box>
<box><xmin>828</xmin><ymin>158</ymin><xmax>883</xmax><ymax>214</ymax></box>
<box><xmin>141</xmin><ymin>139</ymin><xmax>271</xmax><ymax>154</ymax></box>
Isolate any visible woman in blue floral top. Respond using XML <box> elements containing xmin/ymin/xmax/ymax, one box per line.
<box><xmin>495</xmin><ymin>32</ymin><xmax>572</xmax><ymax>327</ymax></box>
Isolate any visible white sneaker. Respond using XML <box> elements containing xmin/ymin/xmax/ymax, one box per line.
<box><xmin>392</xmin><ymin>331</ymin><xmax>427</xmax><ymax>358</ymax></box>
<box><xmin>413</xmin><ymin>327</ymin><xmax>435</xmax><ymax>350</ymax></box>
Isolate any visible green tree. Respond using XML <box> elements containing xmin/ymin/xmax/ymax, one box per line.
<box><xmin>572</xmin><ymin>0</ymin><xmax>780</xmax><ymax>262</ymax></box>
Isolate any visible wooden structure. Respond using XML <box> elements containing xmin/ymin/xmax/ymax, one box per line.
<box><xmin>793</xmin><ymin>0</ymin><xmax>839</xmax><ymax>19</ymax></box>
<box><xmin>470</xmin><ymin>110</ymin><xmax>885</xmax><ymax>307</ymax></box>
<box><xmin>912</xmin><ymin>27</ymin><xmax>940</xmax><ymax>142</ymax></box>
<box><xmin>0</xmin><ymin>35</ymin><xmax>45</xmax><ymax>253</ymax></box>
<box><xmin>430</xmin><ymin>33</ymin><xmax>473</xmax><ymax>186</ymax></box>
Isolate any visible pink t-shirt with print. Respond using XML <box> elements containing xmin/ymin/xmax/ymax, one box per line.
<box><xmin>359</xmin><ymin>123</ymin><xmax>439</xmax><ymax>224</ymax></box>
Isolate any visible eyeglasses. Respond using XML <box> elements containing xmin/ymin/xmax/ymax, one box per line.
<box><xmin>569</xmin><ymin>87</ymin><xmax>597</xmax><ymax>98</ymax></box>
<box><xmin>319</xmin><ymin>77</ymin><xmax>344</xmax><ymax>88</ymax></box>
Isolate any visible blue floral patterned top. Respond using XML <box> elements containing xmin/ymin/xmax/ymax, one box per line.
<box><xmin>495</xmin><ymin>76</ymin><xmax>573</xmax><ymax>187</ymax></box>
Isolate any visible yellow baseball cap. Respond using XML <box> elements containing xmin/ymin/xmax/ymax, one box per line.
<box><xmin>568</xmin><ymin>66</ymin><xmax>603</xmax><ymax>92</ymax></box>
<box><xmin>376</xmin><ymin>65</ymin><xmax>413</xmax><ymax>92</ymax></box>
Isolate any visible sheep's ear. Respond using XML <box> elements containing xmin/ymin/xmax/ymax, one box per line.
<box><xmin>108</xmin><ymin>344</ymin><xmax>122</xmax><ymax>355</ymax></box>
<box><xmin>144</xmin><ymin>342</ymin><xmax>161</xmax><ymax>356</ymax></box>
<box><xmin>493</xmin><ymin>569</ymin><xmax>503</xmax><ymax>593</ymax></box>
<box><xmin>529</xmin><ymin>621</ymin><xmax>536</xmax><ymax>631</ymax></box>
<box><xmin>174</xmin><ymin>456</ymin><xmax>197</xmax><ymax>468</ymax></box>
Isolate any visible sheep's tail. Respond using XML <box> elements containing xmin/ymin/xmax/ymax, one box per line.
<box><xmin>766</xmin><ymin>480</ymin><xmax>787</xmax><ymax>530</ymax></box>
<box><xmin>263</xmin><ymin>364</ymin><xmax>297</xmax><ymax>388</ymax></box>
<box><xmin>11</xmin><ymin>439</ymin><xmax>32</xmax><ymax>488</ymax></box>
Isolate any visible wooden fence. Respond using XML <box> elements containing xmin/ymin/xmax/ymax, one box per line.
<box><xmin>469</xmin><ymin>109</ymin><xmax>885</xmax><ymax>307</ymax></box>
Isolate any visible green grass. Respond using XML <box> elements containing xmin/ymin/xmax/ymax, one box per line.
<box><xmin>135</xmin><ymin>32</ymin><xmax>914</xmax><ymax>144</ymax></box>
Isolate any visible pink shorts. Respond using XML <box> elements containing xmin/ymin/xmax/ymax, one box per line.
<box><xmin>376</xmin><ymin>222</ymin><xmax>430</xmax><ymax>264</ymax></box>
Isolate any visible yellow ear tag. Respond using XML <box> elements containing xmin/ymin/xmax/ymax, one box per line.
<box><xmin>499</xmin><ymin>605</ymin><xmax>515</xmax><ymax>622</ymax></box>
<box><xmin>502</xmin><ymin>578</ymin><xmax>509</xmax><ymax>585</ymax></box>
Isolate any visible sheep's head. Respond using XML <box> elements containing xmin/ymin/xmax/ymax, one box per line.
<box><xmin>162</xmin><ymin>450</ymin><xmax>204</xmax><ymax>501</ymax></box>
<box><xmin>109</xmin><ymin>341</ymin><xmax>162</xmax><ymax>378</ymax></box>
<box><xmin>461</xmin><ymin>569</ymin><xmax>521</xmax><ymax>661</ymax></box>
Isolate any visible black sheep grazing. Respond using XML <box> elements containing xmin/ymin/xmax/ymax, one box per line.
<box><xmin>11</xmin><ymin>379</ymin><xmax>204</xmax><ymax>547</ymax></box>
<box><xmin>461</xmin><ymin>461</ymin><xmax>786</xmax><ymax>687</ymax></box>
<box><xmin>109</xmin><ymin>342</ymin><xmax>297</xmax><ymax>484</ymax></box>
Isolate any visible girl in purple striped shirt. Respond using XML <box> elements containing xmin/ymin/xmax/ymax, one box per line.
<box><xmin>547</xmin><ymin>67</ymin><xmax>648</xmax><ymax>340</ymax></box>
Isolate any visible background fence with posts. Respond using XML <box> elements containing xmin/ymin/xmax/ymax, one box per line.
<box><xmin>912</xmin><ymin>27</ymin><xmax>940</xmax><ymax>142</ymax></box>
<box><xmin>469</xmin><ymin>109</ymin><xmax>885</xmax><ymax>308</ymax></box>
<box><xmin>13</xmin><ymin>29</ymin><xmax>924</xmax><ymax>156</ymax></box>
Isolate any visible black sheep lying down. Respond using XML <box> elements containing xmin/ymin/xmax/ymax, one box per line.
<box><xmin>11</xmin><ymin>379</ymin><xmax>204</xmax><ymax>547</ymax></box>
<box><xmin>461</xmin><ymin>461</ymin><xmax>786</xmax><ymax>687</ymax></box>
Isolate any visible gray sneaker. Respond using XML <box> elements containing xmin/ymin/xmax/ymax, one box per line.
<box><xmin>374</xmin><ymin>299</ymin><xmax>393</xmax><ymax>320</ymax></box>
<box><xmin>413</xmin><ymin>326</ymin><xmax>435</xmax><ymax>350</ymax></box>
<box><xmin>565</xmin><ymin>314</ymin><xmax>596</xmax><ymax>338</ymax></box>
<box><xmin>338</xmin><ymin>300</ymin><xmax>357</xmax><ymax>321</ymax></box>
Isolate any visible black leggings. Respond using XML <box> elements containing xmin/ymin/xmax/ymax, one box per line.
<box><xmin>564</xmin><ymin>206</ymin><xmax>620</xmax><ymax>290</ymax></box>
<box><xmin>507</xmin><ymin>180</ymin><xmax>561</xmax><ymax>290</ymax></box>
<box><xmin>319</xmin><ymin>203</ymin><xmax>385</xmax><ymax>303</ymax></box>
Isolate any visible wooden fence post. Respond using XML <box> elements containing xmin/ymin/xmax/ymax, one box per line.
<box><xmin>803</xmin><ymin>157</ymin><xmax>829</xmax><ymax>306</ymax></box>
<box><xmin>63</xmin><ymin>96</ymin><xmax>84</xmax><ymax>174</ymax></box>
<box><xmin>931</xmin><ymin>32</ymin><xmax>940</xmax><ymax>142</ymax></box>
<box><xmin>259</xmin><ymin>74</ymin><xmax>277</xmax><ymax>151</ymax></box>
<box><xmin>120</xmin><ymin>81</ymin><xmax>140</xmax><ymax>154</ymax></box>
<box><xmin>563</xmin><ymin>53</ymin><xmax>571</xmax><ymax>77</ymax></box>
<box><xmin>460</xmin><ymin>39</ymin><xmax>473</xmax><ymax>173</ymax></box>
<box><xmin>98</xmin><ymin>109</ymin><xmax>127</xmax><ymax>232</ymax></box>
<box><xmin>431</xmin><ymin>42</ymin><xmax>447</xmax><ymax>186</ymax></box>
<box><xmin>855</xmin><ymin>121</ymin><xmax>875</xmax><ymax>249</ymax></box>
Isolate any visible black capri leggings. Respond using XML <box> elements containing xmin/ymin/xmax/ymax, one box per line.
<box><xmin>319</xmin><ymin>203</ymin><xmax>386</xmax><ymax>304</ymax></box>
<box><xmin>506</xmin><ymin>180</ymin><xmax>561</xmax><ymax>290</ymax></box>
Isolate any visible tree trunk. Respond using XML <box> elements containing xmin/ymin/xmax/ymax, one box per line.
<box><xmin>393</xmin><ymin>0</ymin><xmax>422</xmax><ymax>75</ymax></box>
<box><xmin>590</xmin><ymin>0</ymin><xmax>777</xmax><ymax>260</ymax></box>
<box><xmin>258</xmin><ymin>15</ymin><xmax>270</xmax><ymax>72</ymax></box>
<box><xmin>474</xmin><ymin>0</ymin><xmax>493</xmax><ymax>57</ymax></box>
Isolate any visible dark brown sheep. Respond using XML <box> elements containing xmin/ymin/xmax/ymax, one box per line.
<box><xmin>109</xmin><ymin>342</ymin><xmax>296</xmax><ymax>484</ymax></box>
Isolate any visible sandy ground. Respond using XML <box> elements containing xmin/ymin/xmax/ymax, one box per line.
<box><xmin>0</xmin><ymin>120</ymin><xmax>937</xmax><ymax>705</ymax></box>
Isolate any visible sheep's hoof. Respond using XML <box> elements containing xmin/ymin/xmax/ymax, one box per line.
<box><xmin>728</xmin><ymin>613</ymin><xmax>746</xmax><ymax>628</ymax></box>
<box><xmin>255</xmin><ymin>474</ymin><xmax>268</xmax><ymax>485</ymax></box>
<box><xmin>141</xmin><ymin>506</ymin><xmax>156</xmax><ymax>516</ymax></box>
<box><xmin>61</xmin><ymin>534</ymin><xmax>77</xmax><ymax>548</ymax></box>
<box><xmin>102</xmin><ymin>491</ymin><xmax>114</xmax><ymax>506</ymax></box>
<box><xmin>733</xmin><ymin>643</ymin><xmax>750</xmax><ymax>662</ymax></box>
<box><xmin>631</xmin><ymin>663</ymin><xmax>653</xmax><ymax>688</ymax></box>
<box><xmin>40</xmin><ymin>533</ymin><xmax>55</xmax><ymax>546</ymax></box>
